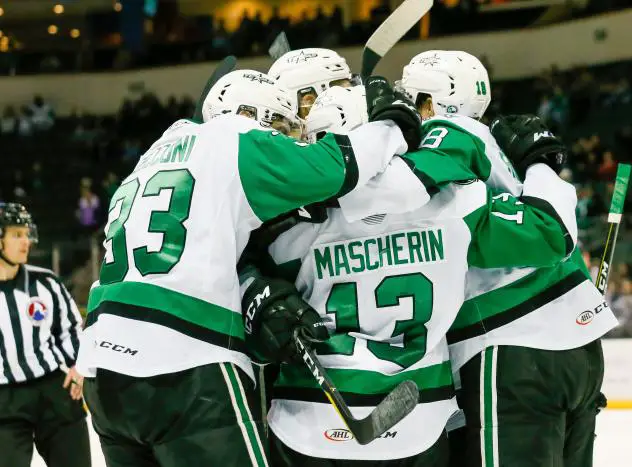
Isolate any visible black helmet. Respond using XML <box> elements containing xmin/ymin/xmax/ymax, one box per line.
<box><xmin>0</xmin><ymin>203</ymin><xmax>38</xmax><ymax>244</ymax></box>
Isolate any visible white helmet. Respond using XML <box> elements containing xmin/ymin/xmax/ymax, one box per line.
<box><xmin>399</xmin><ymin>50</ymin><xmax>491</xmax><ymax>119</ymax></box>
<box><xmin>201</xmin><ymin>69</ymin><xmax>299</xmax><ymax>135</ymax></box>
<box><xmin>305</xmin><ymin>85</ymin><xmax>368</xmax><ymax>143</ymax></box>
<box><xmin>268</xmin><ymin>48</ymin><xmax>353</xmax><ymax>119</ymax></box>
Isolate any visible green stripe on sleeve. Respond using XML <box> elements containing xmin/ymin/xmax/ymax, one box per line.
<box><xmin>238</xmin><ymin>130</ymin><xmax>347</xmax><ymax>222</ymax></box>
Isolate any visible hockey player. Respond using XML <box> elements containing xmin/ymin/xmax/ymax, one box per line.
<box><xmin>76</xmin><ymin>69</ymin><xmax>425</xmax><ymax>467</ymax></box>
<box><xmin>268</xmin><ymin>48</ymin><xmax>354</xmax><ymax>120</ymax></box>
<box><xmin>398</xmin><ymin>50</ymin><xmax>618</xmax><ymax>467</ymax></box>
<box><xmin>240</xmin><ymin>86</ymin><xmax>580</xmax><ymax>465</ymax></box>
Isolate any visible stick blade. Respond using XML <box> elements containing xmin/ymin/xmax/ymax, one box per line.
<box><xmin>350</xmin><ymin>380</ymin><xmax>419</xmax><ymax>445</ymax></box>
<box><xmin>361</xmin><ymin>0</ymin><xmax>433</xmax><ymax>78</ymax></box>
<box><xmin>268</xmin><ymin>31</ymin><xmax>291</xmax><ymax>60</ymax></box>
<box><xmin>192</xmin><ymin>55</ymin><xmax>237</xmax><ymax>122</ymax></box>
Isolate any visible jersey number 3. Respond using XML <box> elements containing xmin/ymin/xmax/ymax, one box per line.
<box><xmin>322</xmin><ymin>273</ymin><xmax>433</xmax><ymax>369</ymax></box>
<box><xmin>100</xmin><ymin>169</ymin><xmax>195</xmax><ymax>284</ymax></box>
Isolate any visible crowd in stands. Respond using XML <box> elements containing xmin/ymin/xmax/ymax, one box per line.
<box><xmin>2</xmin><ymin>0</ymin><xmax>631</xmax><ymax>75</ymax></box>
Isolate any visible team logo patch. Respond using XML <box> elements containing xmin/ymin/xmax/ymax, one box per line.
<box><xmin>26</xmin><ymin>298</ymin><xmax>49</xmax><ymax>326</ymax></box>
<box><xmin>446</xmin><ymin>105</ymin><xmax>458</xmax><ymax>114</ymax></box>
<box><xmin>242</xmin><ymin>73</ymin><xmax>275</xmax><ymax>85</ymax></box>
<box><xmin>287</xmin><ymin>50</ymin><xmax>318</xmax><ymax>64</ymax></box>
<box><xmin>324</xmin><ymin>429</ymin><xmax>354</xmax><ymax>442</ymax></box>
<box><xmin>576</xmin><ymin>310</ymin><xmax>594</xmax><ymax>326</ymax></box>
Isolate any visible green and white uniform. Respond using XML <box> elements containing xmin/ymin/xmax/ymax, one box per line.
<box><xmin>264</xmin><ymin>162</ymin><xmax>577</xmax><ymax>460</ymax></box>
<box><xmin>76</xmin><ymin>114</ymin><xmax>409</xmax><ymax>381</ymax></box>
<box><xmin>338</xmin><ymin>114</ymin><xmax>618</xmax><ymax>367</ymax></box>
<box><xmin>434</xmin><ymin>116</ymin><xmax>618</xmax><ymax>371</ymax></box>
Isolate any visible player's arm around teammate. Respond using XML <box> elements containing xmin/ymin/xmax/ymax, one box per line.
<box><xmin>78</xmin><ymin>70</ymin><xmax>425</xmax><ymax>467</ymax></box>
<box><xmin>0</xmin><ymin>203</ymin><xmax>90</xmax><ymax>467</ymax></box>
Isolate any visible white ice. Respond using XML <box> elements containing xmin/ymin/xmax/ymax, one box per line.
<box><xmin>32</xmin><ymin>410</ymin><xmax>632</xmax><ymax>466</ymax></box>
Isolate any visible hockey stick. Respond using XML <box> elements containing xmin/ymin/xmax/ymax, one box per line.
<box><xmin>596</xmin><ymin>163</ymin><xmax>631</xmax><ymax>294</ymax></box>
<box><xmin>294</xmin><ymin>332</ymin><xmax>419</xmax><ymax>445</ymax></box>
<box><xmin>361</xmin><ymin>0</ymin><xmax>434</xmax><ymax>79</ymax></box>
<box><xmin>268</xmin><ymin>31</ymin><xmax>291</xmax><ymax>60</ymax></box>
<box><xmin>192</xmin><ymin>55</ymin><xmax>237</xmax><ymax>122</ymax></box>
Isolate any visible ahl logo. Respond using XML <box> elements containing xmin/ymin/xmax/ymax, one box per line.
<box><xmin>324</xmin><ymin>429</ymin><xmax>354</xmax><ymax>442</ymax></box>
<box><xmin>26</xmin><ymin>298</ymin><xmax>49</xmax><ymax>326</ymax></box>
<box><xmin>576</xmin><ymin>310</ymin><xmax>594</xmax><ymax>326</ymax></box>
<box><xmin>446</xmin><ymin>105</ymin><xmax>458</xmax><ymax>114</ymax></box>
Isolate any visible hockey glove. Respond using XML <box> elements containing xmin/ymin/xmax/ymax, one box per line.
<box><xmin>490</xmin><ymin>114</ymin><xmax>567</xmax><ymax>179</ymax></box>
<box><xmin>242</xmin><ymin>277</ymin><xmax>329</xmax><ymax>364</ymax></box>
<box><xmin>365</xmin><ymin>76</ymin><xmax>423</xmax><ymax>151</ymax></box>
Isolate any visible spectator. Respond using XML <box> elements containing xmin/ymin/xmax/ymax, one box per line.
<box><xmin>0</xmin><ymin>106</ymin><xmax>18</xmax><ymax>135</ymax></box>
<box><xmin>597</xmin><ymin>150</ymin><xmax>618</xmax><ymax>180</ymax></box>
<box><xmin>102</xmin><ymin>172</ymin><xmax>120</xmax><ymax>202</ymax></box>
<box><xmin>122</xmin><ymin>138</ymin><xmax>142</xmax><ymax>164</ymax></box>
<box><xmin>76</xmin><ymin>178</ymin><xmax>101</xmax><ymax>236</ymax></box>
<box><xmin>12</xmin><ymin>170</ymin><xmax>27</xmax><ymax>200</ymax></box>
<box><xmin>28</xmin><ymin>95</ymin><xmax>55</xmax><ymax>131</ymax></box>
<box><xmin>603</xmin><ymin>77</ymin><xmax>632</xmax><ymax>107</ymax></box>
<box><xmin>548</xmin><ymin>85</ymin><xmax>569</xmax><ymax>131</ymax></box>
<box><xmin>537</xmin><ymin>95</ymin><xmax>552</xmax><ymax>124</ymax></box>
<box><xmin>212</xmin><ymin>19</ymin><xmax>230</xmax><ymax>55</ymax></box>
<box><xmin>17</xmin><ymin>106</ymin><xmax>33</xmax><ymax>137</ymax></box>
<box><xmin>31</xmin><ymin>162</ymin><xmax>44</xmax><ymax>193</ymax></box>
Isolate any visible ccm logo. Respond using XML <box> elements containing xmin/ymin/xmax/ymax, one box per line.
<box><xmin>576</xmin><ymin>311</ymin><xmax>594</xmax><ymax>326</ymax></box>
<box><xmin>324</xmin><ymin>429</ymin><xmax>353</xmax><ymax>442</ymax></box>
<box><xmin>99</xmin><ymin>341</ymin><xmax>138</xmax><ymax>355</ymax></box>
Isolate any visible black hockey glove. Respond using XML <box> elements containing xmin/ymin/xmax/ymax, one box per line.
<box><xmin>242</xmin><ymin>277</ymin><xmax>329</xmax><ymax>364</ymax></box>
<box><xmin>490</xmin><ymin>114</ymin><xmax>567</xmax><ymax>179</ymax></box>
<box><xmin>365</xmin><ymin>76</ymin><xmax>423</xmax><ymax>151</ymax></box>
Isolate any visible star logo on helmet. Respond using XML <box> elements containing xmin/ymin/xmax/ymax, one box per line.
<box><xmin>417</xmin><ymin>54</ymin><xmax>441</xmax><ymax>67</ymax></box>
<box><xmin>287</xmin><ymin>50</ymin><xmax>318</xmax><ymax>64</ymax></box>
<box><xmin>242</xmin><ymin>73</ymin><xmax>275</xmax><ymax>85</ymax></box>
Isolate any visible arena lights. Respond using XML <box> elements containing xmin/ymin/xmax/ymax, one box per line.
<box><xmin>114</xmin><ymin>2</ymin><xmax>122</xmax><ymax>12</ymax></box>
<box><xmin>0</xmin><ymin>7</ymin><xmax>4</xmax><ymax>16</ymax></box>
<box><xmin>48</xmin><ymin>25</ymin><xmax>58</xmax><ymax>35</ymax></box>
<box><xmin>70</xmin><ymin>28</ymin><xmax>80</xmax><ymax>39</ymax></box>
<box><xmin>53</xmin><ymin>4</ymin><xmax>64</xmax><ymax>15</ymax></box>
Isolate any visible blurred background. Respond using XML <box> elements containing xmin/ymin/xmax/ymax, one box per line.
<box><xmin>0</xmin><ymin>2</ymin><xmax>628</xmax><ymax>465</ymax></box>
<box><xmin>0</xmin><ymin>0</ymin><xmax>630</xmax><ymax>336</ymax></box>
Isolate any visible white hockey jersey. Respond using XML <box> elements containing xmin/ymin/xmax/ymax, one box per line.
<box><xmin>336</xmin><ymin>114</ymin><xmax>617</xmax><ymax>371</ymax></box>
<box><xmin>76</xmin><ymin>114</ymin><xmax>409</xmax><ymax>380</ymax></box>
<box><xmin>264</xmin><ymin>163</ymin><xmax>578</xmax><ymax>460</ymax></box>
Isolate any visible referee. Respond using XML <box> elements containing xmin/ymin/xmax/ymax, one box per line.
<box><xmin>0</xmin><ymin>202</ymin><xmax>91</xmax><ymax>467</ymax></box>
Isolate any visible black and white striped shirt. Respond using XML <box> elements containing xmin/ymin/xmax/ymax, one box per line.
<box><xmin>0</xmin><ymin>264</ymin><xmax>82</xmax><ymax>384</ymax></box>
